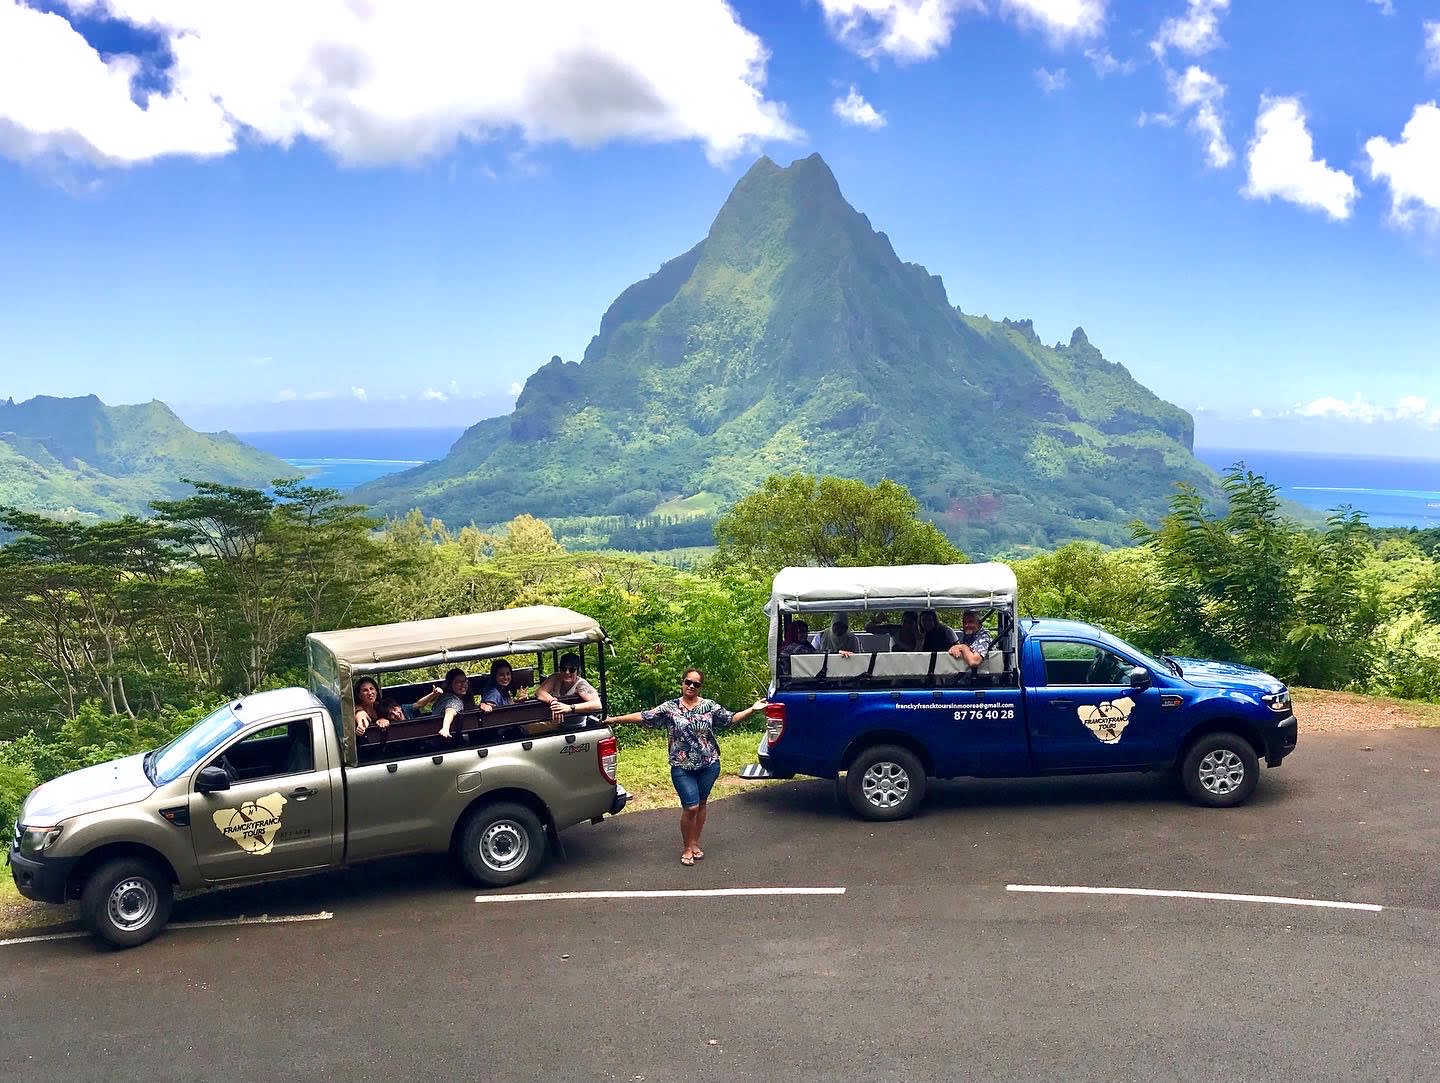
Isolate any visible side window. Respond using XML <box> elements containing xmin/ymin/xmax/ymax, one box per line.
<box><xmin>1041</xmin><ymin>641</ymin><xmax>1131</xmax><ymax>686</ymax></box>
<box><xmin>212</xmin><ymin>720</ymin><xmax>315</xmax><ymax>782</ymax></box>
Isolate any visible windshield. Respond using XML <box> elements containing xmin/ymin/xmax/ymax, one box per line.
<box><xmin>152</xmin><ymin>704</ymin><xmax>244</xmax><ymax>785</ymax></box>
<box><xmin>1098</xmin><ymin>629</ymin><xmax>1169</xmax><ymax>675</ymax></box>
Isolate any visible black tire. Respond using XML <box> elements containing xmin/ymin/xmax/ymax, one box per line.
<box><xmin>457</xmin><ymin>801</ymin><xmax>548</xmax><ymax>887</ymax></box>
<box><xmin>80</xmin><ymin>857</ymin><xmax>174</xmax><ymax>949</ymax></box>
<box><xmin>844</xmin><ymin>744</ymin><xmax>927</xmax><ymax>821</ymax></box>
<box><xmin>1180</xmin><ymin>732</ymin><xmax>1260</xmax><ymax>808</ymax></box>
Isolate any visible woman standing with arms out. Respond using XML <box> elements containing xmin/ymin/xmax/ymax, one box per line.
<box><xmin>605</xmin><ymin>669</ymin><xmax>768</xmax><ymax>866</ymax></box>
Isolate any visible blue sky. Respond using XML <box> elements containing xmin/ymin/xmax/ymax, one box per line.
<box><xmin>1</xmin><ymin>0</ymin><xmax>1438</xmax><ymax>454</ymax></box>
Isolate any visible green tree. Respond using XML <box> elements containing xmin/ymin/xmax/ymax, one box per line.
<box><xmin>713</xmin><ymin>474</ymin><xmax>964</xmax><ymax>576</ymax></box>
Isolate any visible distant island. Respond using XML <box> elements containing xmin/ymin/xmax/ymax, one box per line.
<box><xmin>355</xmin><ymin>154</ymin><xmax>1219</xmax><ymax>552</ymax></box>
<box><xmin>0</xmin><ymin>395</ymin><xmax>292</xmax><ymax>519</ymax></box>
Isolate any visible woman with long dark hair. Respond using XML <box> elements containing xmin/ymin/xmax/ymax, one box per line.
<box><xmin>605</xmin><ymin>668</ymin><xmax>767</xmax><ymax>866</ymax></box>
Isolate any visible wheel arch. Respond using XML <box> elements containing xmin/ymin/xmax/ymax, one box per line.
<box><xmin>449</xmin><ymin>787</ymin><xmax>556</xmax><ymax>852</ymax></box>
<box><xmin>66</xmin><ymin>842</ymin><xmax>179</xmax><ymax>900</ymax></box>
<box><xmin>1178</xmin><ymin>717</ymin><xmax>1266</xmax><ymax>765</ymax></box>
<box><xmin>839</xmin><ymin>731</ymin><xmax>936</xmax><ymax>777</ymax></box>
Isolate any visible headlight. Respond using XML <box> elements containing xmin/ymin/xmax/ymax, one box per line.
<box><xmin>17</xmin><ymin>825</ymin><xmax>63</xmax><ymax>856</ymax></box>
<box><xmin>1262</xmin><ymin>690</ymin><xmax>1291</xmax><ymax>713</ymax></box>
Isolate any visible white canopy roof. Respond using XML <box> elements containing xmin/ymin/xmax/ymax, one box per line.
<box><xmin>769</xmin><ymin>563</ymin><xmax>1017</xmax><ymax>613</ymax></box>
<box><xmin>307</xmin><ymin>605</ymin><xmax>605</xmax><ymax>673</ymax></box>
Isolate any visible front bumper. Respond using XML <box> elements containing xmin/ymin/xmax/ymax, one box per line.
<box><xmin>1264</xmin><ymin>715</ymin><xmax>1299</xmax><ymax>767</ymax></box>
<box><xmin>7</xmin><ymin>845</ymin><xmax>76</xmax><ymax>904</ymax></box>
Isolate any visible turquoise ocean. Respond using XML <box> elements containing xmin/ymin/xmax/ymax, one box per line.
<box><xmin>240</xmin><ymin>430</ymin><xmax>1440</xmax><ymax>530</ymax></box>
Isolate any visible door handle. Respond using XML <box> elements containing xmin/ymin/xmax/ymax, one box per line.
<box><xmin>289</xmin><ymin>786</ymin><xmax>318</xmax><ymax>800</ymax></box>
<box><xmin>1051</xmin><ymin>698</ymin><xmax>1074</xmax><ymax>707</ymax></box>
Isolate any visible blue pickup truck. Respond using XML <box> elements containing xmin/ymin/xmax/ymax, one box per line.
<box><xmin>755</xmin><ymin>564</ymin><xmax>1298</xmax><ymax>820</ymax></box>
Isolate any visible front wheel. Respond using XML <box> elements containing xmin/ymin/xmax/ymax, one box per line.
<box><xmin>844</xmin><ymin>745</ymin><xmax>927</xmax><ymax>821</ymax></box>
<box><xmin>80</xmin><ymin>857</ymin><xmax>174</xmax><ymax>949</ymax></box>
<box><xmin>1180</xmin><ymin>732</ymin><xmax>1260</xmax><ymax>808</ymax></box>
<box><xmin>457</xmin><ymin>802</ymin><xmax>548</xmax><ymax>887</ymax></box>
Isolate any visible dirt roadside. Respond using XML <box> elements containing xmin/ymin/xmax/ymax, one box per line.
<box><xmin>4</xmin><ymin>688</ymin><xmax>1434</xmax><ymax>940</ymax></box>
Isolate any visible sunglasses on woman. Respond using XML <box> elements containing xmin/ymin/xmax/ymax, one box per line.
<box><xmin>682</xmin><ymin>678</ymin><xmax>702</xmax><ymax>688</ymax></box>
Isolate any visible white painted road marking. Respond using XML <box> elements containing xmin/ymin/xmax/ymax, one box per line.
<box><xmin>477</xmin><ymin>887</ymin><xmax>846</xmax><ymax>903</ymax></box>
<box><xmin>0</xmin><ymin>910</ymin><xmax>334</xmax><ymax>948</ymax></box>
<box><xmin>1007</xmin><ymin>884</ymin><xmax>1383</xmax><ymax>912</ymax></box>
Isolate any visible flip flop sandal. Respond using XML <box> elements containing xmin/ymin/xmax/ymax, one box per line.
<box><xmin>680</xmin><ymin>853</ymin><xmax>695</xmax><ymax>867</ymax></box>
<box><xmin>692</xmin><ymin>849</ymin><xmax>704</xmax><ymax>860</ymax></box>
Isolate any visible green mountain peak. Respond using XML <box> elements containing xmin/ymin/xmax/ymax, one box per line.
<box><xmin>355</xmin><ymin>155</ymin><xmax>1217</xmax><ymax>552</ymax></box>
<box><xmin>0</xmin><ymin>394</ymin><xmax>292</xmax><ymax>520</ymax></box>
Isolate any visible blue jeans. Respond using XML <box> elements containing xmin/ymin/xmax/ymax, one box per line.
<box><xmin>671</xmin><ymin>761</ymin><xmax>722</xmax><ymax>808</ymax></box>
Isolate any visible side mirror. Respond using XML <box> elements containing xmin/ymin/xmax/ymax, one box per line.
<box><xmin>196</xmin><ymin>765</ymin><xmax>231</xmax><ymax>794</ymax></box>
<box><xmin>1128</xmin><ymin>666</ymin><xmax>1152</xmax><ymax>691</ymax></box>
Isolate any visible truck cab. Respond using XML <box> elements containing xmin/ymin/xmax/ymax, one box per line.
<box><xmin>755</xmin><ymin>564</ymin><xmax>1298</xmax><ymax>820</ymax></box>
<box><xmin>10</xmin><ymin>606</ymin><xmax>627</xmax><ymax>947</ymax></box>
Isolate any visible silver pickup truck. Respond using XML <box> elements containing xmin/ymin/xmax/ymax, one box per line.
<box><xmin>8</xmin><ymin>605</ymin><xmax>627</xmax><ymax>947</ymax></box>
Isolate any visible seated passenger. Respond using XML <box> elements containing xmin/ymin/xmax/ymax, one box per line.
<box><xmin>947</xmin><ymin>609</ymin><xmax>993</xmax><ymax>667</ymax></box>
<box><xmin>429</xmin><ymin>667</ymin><xmax>476</xmax><ymax>740</ymax></box>
<box><xmin>480</xmin><ymin>659</ymin><xmax>519</xmax><ymax>712</ymax></box>
<box><xmin>919</xmin><ymin>609</ymin><xmax>958</xmax><ymax>652</ymax></box>
<box><xmin>536</xmin><ymin>653</ymin><xmax>602</xmax><ymax>727</ymax></box>
<box><xmin>354</xmin><ymin>677</ymin><xmax>382</xmax><ymax>738</ymax></box>
<box><xmin>779</xmin><ymin>620</ymin><xmax>816</xmax><ymax>674</ymax></box>
<box><xmin>819</xmin><ymin>614</ymin><xmax>861</xmax><ymax>656</ymax></box>
<box><xmin>865</xmin><ymin>610</ymin><xmax>922</xmax><ymax>652</ymax></box>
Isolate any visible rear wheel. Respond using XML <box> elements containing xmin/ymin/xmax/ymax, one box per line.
<box><xmin>1180</xmin><ymin>732</ymin><xmax>1260</xmax><ymax>807</ymax></box>
<box><xmin>80</xmin><ymin>857</ymin><xmax>173</xmax><ymax>949</ymax></box>
<box><xmin>457</xmin><ymin>802</ymin><xmax>547</xmax><ymax>887</ymax></box>
<box><xmin>844</xmin><ymin>745</ymin><xmax>927</xmax><ymax>821</ymax></box>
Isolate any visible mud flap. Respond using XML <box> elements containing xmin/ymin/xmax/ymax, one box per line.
<box><xmin>737</xmin><ymin>763</ymin><xmax>774</xmax><ymax>780</ymax></box>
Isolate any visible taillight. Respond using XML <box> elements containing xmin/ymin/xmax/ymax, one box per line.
<box><xmin>764</xmin><ymin>702</ymin><xmax>785</xmax><ymax>745</ymax></box>
<box><xmin>597</xmin><ymin>735</ymin><xmax>618</xmax><ymax>784</ymax></box>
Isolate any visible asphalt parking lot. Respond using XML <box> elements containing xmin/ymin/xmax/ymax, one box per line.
<box><xmin>3</xmin><ymin>726</ymin><xmax>1438</xmax><ymax>1081</ymax></box>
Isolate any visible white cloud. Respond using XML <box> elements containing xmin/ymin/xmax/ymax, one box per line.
<box><xmin>815</xmin><ymin>0</ymin><xmax>1103</xmax><ymax>62</ymax></box>
<box><xmin>999</xmin><ymin>0</ymin><xmax>1106</xmax><ymax>43</ymax></box>
<box><xmin>1425</xmin><ymin>20</ymin><xmax>1440</xmax><ymax>76</ymax></box>
<box><xmin>1033</xmin><ymin>67</ymin><xmax>1069</xmax><ymax>94</ymax></box>
<box><xmin>420</xmin><ymin>388</ymin><xmax>448</xmax><ymax>401</ymax></box>
<box><xmin>272</xmin><ymin>387</ymin><xmax>297</xmax><ymax>403</ymax></box>
<box><xmin>1249</xmin><ymin>408</ymin><xmax>1263</xmax><ymax>418</ymax></box>
<box><xmin>1166</xmin><ymin>65</ymin><xmax>1233</xmax><ymax>168</ymax></box>
<box><xmin>1296</xmin><ymin>394</ymin><xmax>1440</xmax><ymax>425</ymax></box>
<box><xmin>1151</xmin><ymin>0</ymin><xmax>1229</xmax><ymax>60</ymax></box>
<box><xmin>1085</xmin><ymin>46</ymin><xmax>1135</xmax><ymax>77</ymax></box>
<box><xmin>351</xmin><ymin>386</ymin><xmax>367</xmax><ymax>401</ymax></box>
<box><xmin>301</xmin><ymin>389</ymin><xmax>336</xmax><ymax>401</ymax></box>
<box><xmin>1367</xmin><ymin>0</ymin><xmax>1395</xmax><ymax>17</ymax></box>
<box><xmin>1137</xmin><ymin>110</ymin><xmax>1176</xmax><ymax>128</ymax></box>
<box><xmin>1243</xmin><ymin>95</ymin><xmax>1358</xmax><ymax>220</ymax></box>
<box><xmin>506</xmin><ymin>381</ymin><xmax>524</xmax><ymax>396</ymax></box>
<box><xmin>817</xmin><ymin>0</ymin><xmax>980</xmax><ymax>62</ymax></box>
<box><xmin>833</xmin><ymin>86</ymin><xmax>886</xmax><ymax>128</ymax></box>
<box><xmin>0</xmin><ymin>0</ymin><xmax>799</xmax><ymax>168</ymax></box>
<box><xmin>1365</xmin><ymin>101</ymin><xmax>1440</xmax><ymax>229</ymax></box>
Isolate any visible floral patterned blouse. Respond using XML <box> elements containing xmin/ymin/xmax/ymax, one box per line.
<box><xmin>639</xmin><ymin>697</ymin><xmax>737</xmax><ymax>769</ymax></box>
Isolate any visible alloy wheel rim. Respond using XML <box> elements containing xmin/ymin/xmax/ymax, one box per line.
<box><xmin>1198</xmin><ymin>749</ymin><xmax>1246</xmax><ymax>795</ymax></box>
<box><xmin>108</xmin><ymin>877</ymin><xmax>158</xmax><ymax>932</ymax></box>
<box><xmin>861</xmin><ymin>761</ymin><xmax>911</xmax><ymax>808</ymax></box>
<box><xmin>481</xmin><ymin>820</ymin><xmax>529</xmax><ymax>872</ymax></box>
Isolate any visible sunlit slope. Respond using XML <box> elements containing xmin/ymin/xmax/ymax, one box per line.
<box><xmin>356</xmin><ymin>154</ymin><xmax>1218</xmax><ymax>550</ymax></box>
<box><xmin>0</xmin><ymin>395</ymin><xmax>292</xmax><ymax>518</ymax></box>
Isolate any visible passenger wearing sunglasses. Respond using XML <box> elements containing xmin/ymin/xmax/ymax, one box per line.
<box><xmin>535</xmin><ymin>653</ymin><xmax>602</xmax><ymax>724</ymax></box>
<box><xmin>603</xmin><ymin>668</ymin><xmax>768</xmax><ymax>866</ymax></box>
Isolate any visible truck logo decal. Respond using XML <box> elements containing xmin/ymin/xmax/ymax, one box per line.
<box><xmin>1077</xmin><ymin>697</ymin><xmax>1135</xmax><ymax>744</ymax></box>
<box><xmin>561</xmin><ymin>742</ymin><xmax>591</xmax><ymax>755</ymax></box>
<box><xmin>211</xmin><ymin>793</ymin><xmax>288</xmax><ymax>855</ymax></box>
